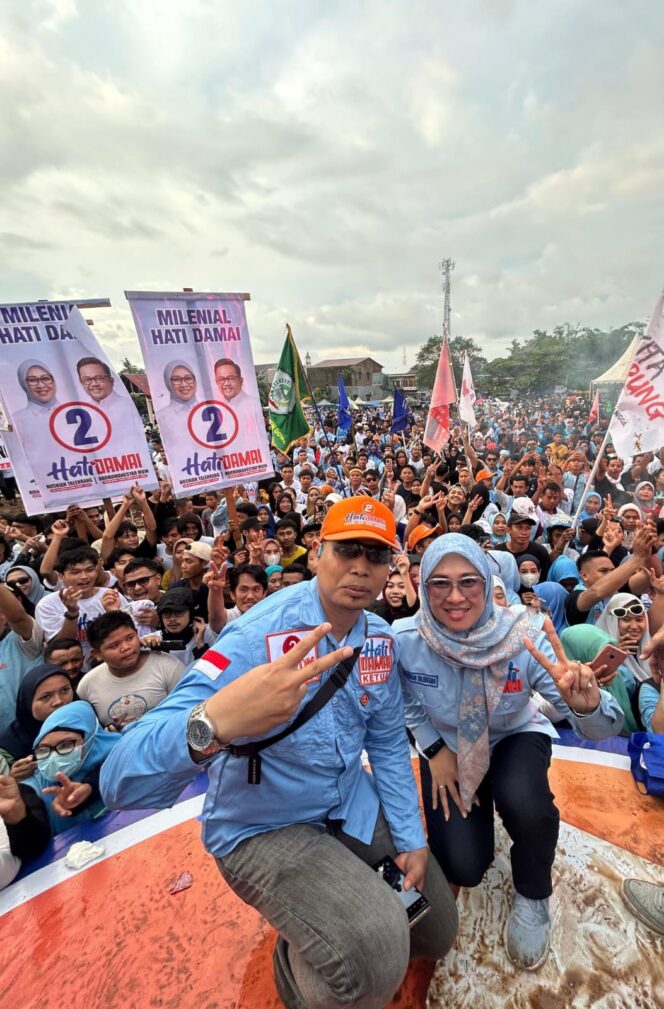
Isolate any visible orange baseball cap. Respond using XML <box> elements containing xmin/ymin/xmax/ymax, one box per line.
<box><xmin>320</xmin><ymin>497</ymin><xmax>398</xmax><ymax>549</ymax></box>
<box><xmin>407</xmin><ymin>523</ymin><xmax>441</xmax><ymax>551</ymax></box>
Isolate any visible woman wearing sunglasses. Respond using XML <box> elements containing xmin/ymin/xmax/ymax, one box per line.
<box><xmin>4</xmin><ymin>566</ymin><xmax>46</xmax><ymax>607</ymax></box>
<box><xmin>394</xmin><ymin>534</ymin><xmax>624</xmax><ymax>970</ymax></box>
<box><xmin>596</xmin><ymin>594</ymin><xmax>652</xmax><ymax>682</ymax></box>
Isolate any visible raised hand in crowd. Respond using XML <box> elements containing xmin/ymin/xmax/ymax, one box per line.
<box><xmin>524</xmin><ymin>618</ymin><xmax>602</xmax><ymax>715</ymax></box>
<box><xmin>61</xmin><ymin>585</ymin><xmax>83</xmax><ymax>619</ymax></box>
<box><xmin>192</xmin><ymin>616</ymin><xmax>207</xmax><ymax>649</ymax></box>
<box><xmin>42</xmin><ymin>772</ymin><xmax>92</xmax><ymax>817</ymax></box>
<box><xmin>9</xmin><ymin>755</ymin><xmax>35</xmax><ymax>783</ymax></box>
<box><xmin>102</xmin><ymin>588</ymin><xmax>122</xmax><ymax>612</ymax></box>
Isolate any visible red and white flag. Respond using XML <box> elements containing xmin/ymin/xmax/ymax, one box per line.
<box><xmin>459</xmin><ymin>352</ymin><xmax>477</xmax><ymax>427</ymax></box>
<box><xmin>588</xmin><ymin>390</ymin><xmax>600</xmax><ymax>424</ymax></box>
<box><xmin>424</xmin><ymin>336</ymin><xmax>456</xmax><ymax>453</ymax></box>
<box><xmin>608</xmin><ymin>289</ymin><xmax>664</xmax><ymax>457</ymax></box>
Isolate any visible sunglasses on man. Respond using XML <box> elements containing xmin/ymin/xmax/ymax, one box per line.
<box><xmin>331</xmin><ymin>542</ymin><xmax>392</xmax><ymax>565</ymax></box>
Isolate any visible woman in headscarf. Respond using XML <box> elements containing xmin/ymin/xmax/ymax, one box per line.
<box><xmin>163</xmin><ymin>360</ymin><xmax>198</xmax><ymax>413</ymax></box>
<box><xmin>4</xmin><ymin>565</ymin><xmax>46</xmax><ymax>607</ymax></box>
<box><xmin>394</xmin><ymin>534</ymin><xmax>623</xmax><ymax>970</ymax></box>
<box><xmin>15</xmin><ymin>360</ymin><xmax>58</xmax><ymax>421</ymax></box>
<box><xmin>22</xmin><ymin>700</ymin><xmax>119</xmax><ymax>834</ymax></box>
<box><xmin>547</xmin><ymin>556</ymin><xmax>580</xmax><ymax>594</ymax></box>
<box><xmin>485</xmin><ymin>549</ymin><xmax>520</xmax><ymax>603</ymax></box>
<box><xmin>578</xmin><ymin>491</ymin><xmax>602</xmax><ymax>522</ymax></box>
<box><xmin>633</xmin><ymin>481</ymin><xmax>657</xmax><ymax>518</ymax></box>
<box><xmin>489</xmin><ymin>512</ymin><xmax>509</xmax><ymax>546</ymax></box>
<box><xmin>0</xmin><ymin>664</ymin><xmax>74</xmax><ymax>778</ymax></box>
<box><xmin>560</xmin><ymin>624</ymin><xmax>638</xmax><ymax>736</ymax></box>
<box><xmin>534</xmin><ymin>583</ymin><xmax>569</xmax><ymax>634</ymax></box>
<box><xmin>595</xmin><ymin>592</ymin><xmax>652</xmax><ymax>683</ymax></box>
<box><xmin>617</xmin><ymin>502</ymin><xmax>643</xmax><ymax>549</ymax></box>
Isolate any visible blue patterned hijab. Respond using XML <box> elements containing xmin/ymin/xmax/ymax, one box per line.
<box><xmin>416</xmin><ymin>534</ymin><xmax>537</xmax><ymax>808</ymax></box>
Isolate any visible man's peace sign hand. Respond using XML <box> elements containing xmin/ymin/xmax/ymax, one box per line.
<box><xmin>523</xmin><ymin>617</ymin><xmax>602</xmax><ymax>714</ymax></box>
<box><xmin>204</xmin><ymin>623</ymin><xmax>353</xmax><ymax>742</ymax></box>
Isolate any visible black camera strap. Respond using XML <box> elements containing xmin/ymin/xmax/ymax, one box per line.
<box><xmin>229</xmin><ymin>620</ymin><xmax>367</xmax><ymax>784</ymax></box>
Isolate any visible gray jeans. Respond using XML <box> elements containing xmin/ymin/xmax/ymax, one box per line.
<box><xmin>216</xmin><ymin>809</ymin><xmax>458</xmax><ymax>1009</ymax></box>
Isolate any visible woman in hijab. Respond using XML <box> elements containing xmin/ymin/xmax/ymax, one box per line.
<box><xmin>489</xmin><ymin>512</ymin><xmax>509</xmax><ymax>546</ymax></box>
<box><xmin>595</xmin><ymin>592</ymin><xmax>652</xmax><ymax>682</ymax></box>
<box><xmin>0</xmin><ymin>664</ymin><xmax>74</xmax><ymax>777</ymax></box>
<box><xmin>163</xmin><ymin>360</ymin><xmax>198</xmax><ymax>413</ymax></box>
<box><xmin>634</xmin><ymin>481</ymin><xmax>657</xmax><ymax>518</ymax></box>
<box><xmin>394</xmin><ymin>534</ymin><xmax>623</xmax><ymax>970</ymax></box>
<box><xmin>617</xmin><ymin>502</ymin><xmax>643</xmax><ymax>550</ymax></box>
<box><xmin>560</xmin><ymin>624</ymin><xmax>638</xmax><ymax>736</ymax></box>
<box><xmin>534</xmin><ymin>583</ymin><xmax>569</xmax><ymax>634</ymax></box>
<box><xmin>486</xmin><ymin>549</ymin><xmax>520</xmax><ymax>603</ymax></box>
<box><xmin>547</xmin><ymin>556</ymin><xmax>580</xmax><ymax>594</ymax></box>
<box><xmin>577</xmin><ymin>491</ymin><xmax>602</xmax><ymax>522</ymax></box>
<box><xmin>15</xmin><ymin>360</ymin><xmax>58</xmax><ymax>421</ymax></box>
<box><xmin>22</xmin><ymin>700</ymin><xmax>119</xmax><ymax>834</ymax></box>
<box><xmin>4</xmin><ymin>566</ymin><xmax>46</xmax><ymax>607</ymax></box>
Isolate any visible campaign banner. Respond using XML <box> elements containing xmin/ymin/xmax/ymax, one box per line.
<box><xmin>0</xmin><ymin>301</ymin><xmax>156</xmax><ymax>510</ymax></box>
<box><xmin>126</xmin><ymin>291</ymin><xmax>274</xmax><ymax>495</ymax></box>
<box><xmin>608</xmin><ymin>289</ymin><xmax>664</xmax><ymax>458</ymax></box>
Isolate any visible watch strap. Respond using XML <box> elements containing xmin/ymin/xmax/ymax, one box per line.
<box><xmin>423</xmin><ymin>737</ymin><xmax>446</xmax><ymax>760</ymax></box>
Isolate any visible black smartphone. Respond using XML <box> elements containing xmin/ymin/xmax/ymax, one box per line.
<box><xmin>373</xmin><ymin>855</ymin><xmax>430</xmax><ymax>928</ymax></box>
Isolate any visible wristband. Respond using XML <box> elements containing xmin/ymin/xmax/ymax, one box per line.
<box><xmin>65</xmin><ymin>610</ymin><xmax>80</xmax><ymax>619</ymax></box>
<box><xmin>569</xmin><ymin>703</ymin><xmax>600</xmax><ymax>719</ymax></box>
<box><xmin>423</xmin><ymin>738</ymin><xmax>446</xmax><ymax>760</ymax></box>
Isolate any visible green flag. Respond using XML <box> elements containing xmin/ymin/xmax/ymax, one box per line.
<box><xmin>269</xmin><ymin>325</ymin><xmax>312</xmax><ymax>453</ymax></box>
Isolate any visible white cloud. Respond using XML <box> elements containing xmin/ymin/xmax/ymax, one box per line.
<box><xmin>0</xmin><ymin>0</ymin><xmax>662</xmax><ymax>381</ymax></box>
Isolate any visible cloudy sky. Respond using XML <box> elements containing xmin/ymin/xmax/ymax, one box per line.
<box><xmin>1</xmin><ymin>0</ymin><xmax>663</xmax><ymax>376</ymax></box>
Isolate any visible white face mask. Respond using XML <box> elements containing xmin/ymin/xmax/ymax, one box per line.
<box><xmin>264</xmin><ymin>552</ymin><xmax>281</xmax><ymax>565</ymax></box>
<box><xmin>520</xmin><ymin>572</ymin><xmax>540</xmax><ymax>589</ymax></box>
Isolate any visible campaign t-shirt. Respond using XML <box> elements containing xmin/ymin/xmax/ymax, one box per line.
<box><xmin>76</xmin><ymin>651</ymin><xmax>185</xmax><ymax>727</ymax></box>
<box><xmin>35</xmin><ymin>588</ymin><xmax>109</xmax><ymax>664</ymax></box>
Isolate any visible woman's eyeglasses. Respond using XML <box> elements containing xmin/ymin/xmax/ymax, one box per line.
<box><xmin>34</xmin><ymin>739</ymin><xmax>79</xmax><ymax>760</ymax></box>
<box><xmin>612</xmin><ymin>602</ymin><xmax>645</xmax><ymax>618</ymax></box>
<box><xmin>426</xmin><ymin>575</ymin><xmax>486</xmax><ymax>598</ymax></box>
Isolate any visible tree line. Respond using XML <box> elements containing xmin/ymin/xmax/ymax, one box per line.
<box><xmin>414</xmin><ymin>322</ymin><xmax>645</xmax><ymax>397</ymax></box>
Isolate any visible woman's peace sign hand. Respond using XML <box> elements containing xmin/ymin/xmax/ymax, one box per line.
<box><xmin>523</xmin><ymin>617</ymin><xmax>602</xmax><ymax>714</ymax></box>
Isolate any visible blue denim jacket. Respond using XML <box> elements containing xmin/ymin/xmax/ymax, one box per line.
<box><xmin>101</xmin><ymin>580</ymin><xmax>426</xmax><ymax>857</ymax></box>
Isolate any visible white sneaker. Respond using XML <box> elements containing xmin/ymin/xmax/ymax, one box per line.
<box><xmin>622</xmin><ymin>878</ymin><xmax>664</xmax><ymax>935</ymax></box>
<box><xmin>505</xmin><ymin>893</ymin><xmax>550</xmax><ymax>970</ymax></box>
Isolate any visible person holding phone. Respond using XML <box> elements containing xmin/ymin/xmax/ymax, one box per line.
<box><xmin>395</xmin><ymin>534</ymin><xmax>624</xmax><ymax>971</ymax></box>
<box><xmin>560</xmin><ymin>624</ymin><xmax>638</xmax><ymax>735</ymax></box>
<box><xmin>100</xmin><ymin>498</ymin><xmax>457</xmax><ymax>1009</ymax></box>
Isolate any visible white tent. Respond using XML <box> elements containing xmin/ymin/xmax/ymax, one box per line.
<box><xmin>591</xmin><ymin>335</ymin><xmax>639</xmax><ymax>389</ymax></box>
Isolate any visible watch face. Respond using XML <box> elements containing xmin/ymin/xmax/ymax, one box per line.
<box><xmin>188</xmin><ymin>718</ymin><xmax>213</xmax><ymax>751</ymax></box>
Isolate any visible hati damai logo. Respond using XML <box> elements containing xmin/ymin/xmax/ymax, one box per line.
<box><xmin>268</xmin><ymin>369</ymin><xmax>295</xmax><ymax>414</ymax></box>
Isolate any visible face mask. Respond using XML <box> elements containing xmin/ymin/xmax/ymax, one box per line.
<box><xmin>37</xmin><ymin>747</ymin><xmax>85</xmax><ymax>781</ymax></box>
<box><xmin>520</xmin><ymin>573</ymin><xmax>540</xmax><ymax>589</ymax></box>
<box><xmin>264</xmin><ymin>552</ymin><xmax>281</xmax><ymax>565</ymax></box>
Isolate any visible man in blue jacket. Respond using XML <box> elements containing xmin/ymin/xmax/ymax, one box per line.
<box><xmin>101</xmin><ymin>497</ymin><xmax>457</xmax><ymax>1009</ymax></box>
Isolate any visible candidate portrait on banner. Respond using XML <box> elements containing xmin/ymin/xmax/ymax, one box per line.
<box><xmin>0</xmin><ymin>302</ymin><xmax>156</xmax><ymax>511</ymax></box>
<box><xmin>127</xmin><ymin>291</ymin><xmax>274</xmax><ymax>497</ymax></box>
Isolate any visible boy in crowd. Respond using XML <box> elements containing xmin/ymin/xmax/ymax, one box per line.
<box><xmin>43</xmin><ymin>638</ymin><xmax>85</xmax><ymax>691</ymax></box>
<box><xmin>77</xmin><ymin>612</ymin><xmax>185</xmax><ymax>729</ymax></box>
<box><xmin>35</xmin><ymin>547</ymin><xmax>111</xmax><ymax>665</ymax></box>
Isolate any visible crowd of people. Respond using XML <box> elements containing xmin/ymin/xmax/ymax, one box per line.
<box><xmin>1</xmin><ymin>390</ymin><xmax>663</xmax><ymax>1006</ymax></box>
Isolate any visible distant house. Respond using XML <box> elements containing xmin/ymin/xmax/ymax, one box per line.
<box><xmin>384</xmin><ymin>371</ymin><xmax>418</xmax><ymax>393</ymax></box>
<box><xmin>307</xmin><ymin>357</ymin><xmax>385</xmax><ymax>400</ymax></box>
<box><xmin>121</xmin><ymin>371</ymin><xmax>155</xmax><ymax>423</ymax></box>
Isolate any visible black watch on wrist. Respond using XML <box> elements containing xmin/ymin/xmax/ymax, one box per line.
<box><xmin>423</xmin><ymin>738</ymin><xmax>446</xmax><ymax>760</ymax></box>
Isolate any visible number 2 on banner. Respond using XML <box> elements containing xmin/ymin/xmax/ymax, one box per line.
<box><xmin>49</xmin><ymin>401</ymin><xmax>112</xmax><ymax>454</ymax></box>
<box><xmin>201</xmin><ymin>405</ymin><xmax>224</xmax><ymax>444</ymax></box>
<box><xmin>65</xmin><ymin>407</ymin><xmax>99</xmax><ymax>447</ymax></box>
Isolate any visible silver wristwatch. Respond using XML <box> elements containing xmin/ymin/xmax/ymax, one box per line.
<box><xmin>186</xmin><ymin>702</ymin><xmax>229</xmax><ymax>754</ymax></box>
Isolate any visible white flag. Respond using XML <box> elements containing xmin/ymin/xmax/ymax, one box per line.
<box><xmin>608</xmin><ymin>290</ymin><xmax>664</xmax><ymax>458</ymax></box>
<box><xmin>459</xmin><ymin>352</ymin><xmax>477</xmax><ymax>426</ymax></box>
